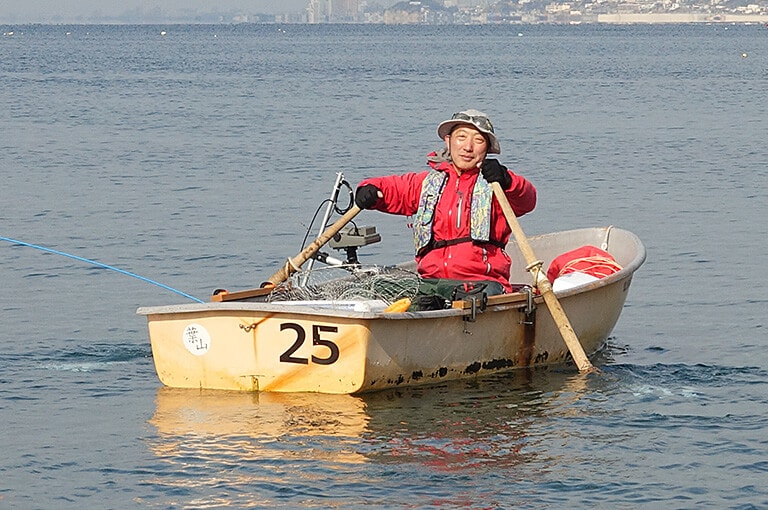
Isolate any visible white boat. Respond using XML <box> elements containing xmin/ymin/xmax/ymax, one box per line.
<box><xmin>137</xmin><ymin>225</ymin><xmax>645</xmax><ymax>394</ymax></box>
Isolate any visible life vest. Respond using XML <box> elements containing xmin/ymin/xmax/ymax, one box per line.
<box><xmin>412</xmin><ymin>169</ymin><xmax>497</xmax><ymax>255</ymax></box>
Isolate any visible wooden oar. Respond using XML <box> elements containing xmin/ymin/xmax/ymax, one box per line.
<box><xmin>491</xmin><ymin>182</ymin><xmax>595</xmax><ymax>373</ymax></box>
<box><xmin>265</xmin><ymin>204</ymin><xmax>362</xmax><ymax>285</ymax></box>
<box><xmin>212</xmin><ymin>205</ymin><xmax>362</xmax><ymax>302</ymax></box>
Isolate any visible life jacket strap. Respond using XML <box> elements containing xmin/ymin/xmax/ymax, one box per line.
<box><xmin>418</xmin><ymin>236</ymin><xmax>505</xmax><ymax>256</ymax></box>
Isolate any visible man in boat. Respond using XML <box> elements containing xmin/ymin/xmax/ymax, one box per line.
<box><xmin>355</xmin><ymin>109</ymin><xmax>537</xmax><ymax>301</ymax></box>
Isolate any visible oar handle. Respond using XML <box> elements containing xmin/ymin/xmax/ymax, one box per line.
<box><xmin>491</xmin><ymin>182</ymin><xmax>595</xmax><ymax>373</ymax></box>
<box><xmin>266</xmin><ymin>205</ymin><xmax>362</xmax><ymax>286</ymax></box>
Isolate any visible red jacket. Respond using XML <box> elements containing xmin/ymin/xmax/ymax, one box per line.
<box><xmin>360</xmin><ymin>157</ymin><xmax>536</xmax><ymax>291</ymax></box>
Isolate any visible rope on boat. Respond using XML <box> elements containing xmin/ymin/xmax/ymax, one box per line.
<box><xmin>601</xmin><ymin>225</ymin><xmax>614</xmax><ymax>251</ymax></box>
<box><xmin>554</xmin><ymin>255</ymin><xmax>623</xmax><ymax>280</ymax></box>
<box><xmin>0</xmin><ymin>235</ymin><xmax>204</xmax><ymax>303</ymax></box>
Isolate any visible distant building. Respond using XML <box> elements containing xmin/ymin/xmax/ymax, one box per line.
<box><xmin>308</xmin><ymin>0</ymin><xmax>362</xmax><ymax>22</ymax></box>
<box><xmin>383</xmin><ymin>0</ymin><xmax>453</xmax><ymax>23</ymax></box>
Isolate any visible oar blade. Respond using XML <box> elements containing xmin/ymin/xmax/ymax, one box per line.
<box><xmin>490</xmin><ymin>181</ymin><xmax>595</xmax><ymax>373</ymax></box>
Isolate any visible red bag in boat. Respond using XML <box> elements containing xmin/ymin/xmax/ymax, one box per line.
<box><xmin>546</xmin><ymin>245</ymin><xmax>623</xmax><ymax>283</ymax></box>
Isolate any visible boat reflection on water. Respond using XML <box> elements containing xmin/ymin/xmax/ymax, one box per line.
<box><xmin>358</xmin><ymin>367</ymin><xmax>592</xmax><ymax>473</ymax></box>
<box><xmin>145</xmin><ymin>389</ymin><xmax>372</xmax><ymax>507</ymax></box>
<box><xmin>149</xmin><ymin>388</ymin><xmax>370</xmax><ymax>461</ymax></box>
<box><xmin>146</xmin><ymin>366</ymin><xmax>596</xmax><ymax>506</ymax></box>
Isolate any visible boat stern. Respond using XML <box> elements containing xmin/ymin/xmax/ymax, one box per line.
<box><xmin>139</xmin><ymin>304</ymin><xmax>372</xmax><ymax>394</ymax></box>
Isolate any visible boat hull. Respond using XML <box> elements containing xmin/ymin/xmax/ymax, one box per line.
<box><xmin>139</xmin><ymin>226</ymin><xmax>645</xmax><ymax>394</ymax></box>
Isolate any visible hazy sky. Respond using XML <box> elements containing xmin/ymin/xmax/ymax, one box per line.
<box><xmin>0</xmin><ymin>0</ymin><xmax>309</xmax><ymax>22</ymax></box>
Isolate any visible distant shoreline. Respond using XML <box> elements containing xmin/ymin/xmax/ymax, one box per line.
<box><xmin>2</xmin><ymin>13</ymin><xmax>768</xmax><ymax>25</ymax></box>
<box><xmin>595</xmin><ymin>13</ymin><xmax>768</xmax><ymax>23</ymax></box>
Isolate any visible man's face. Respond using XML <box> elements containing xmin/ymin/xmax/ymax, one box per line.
<box><xmin>444</xmin><ymin>125</ymin><xmax>488</xmax><ymax>173</ymax></box>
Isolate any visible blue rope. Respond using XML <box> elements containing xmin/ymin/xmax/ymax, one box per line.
<box><xmin>0</xmin><ymin>235</ymin><xmax>204</xmax><ymax>303</ymax></box>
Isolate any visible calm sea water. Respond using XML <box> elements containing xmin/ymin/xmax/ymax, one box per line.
<box><xmin>1</xmin><ymin>23</ymin><xmax>767</xmax><ymax>509</ymax></box>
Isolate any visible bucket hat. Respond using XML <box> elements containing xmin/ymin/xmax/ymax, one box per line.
<box><xmin>437</xmin><ymin>109</ymin><xmax>500</xmax><ymax>154</ymax></box>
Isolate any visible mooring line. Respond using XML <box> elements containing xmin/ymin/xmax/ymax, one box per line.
<box><xmin>0</xmin><ymin>235</ymin><xmax>204</xmax><ymax>303</ymax></box>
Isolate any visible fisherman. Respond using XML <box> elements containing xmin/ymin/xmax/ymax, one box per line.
<box><xmin>355</xmin><ymin>109</ymin><xmax>537</xmax><ymax>305</ymax></box>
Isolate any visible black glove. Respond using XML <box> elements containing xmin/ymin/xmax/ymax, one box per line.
<box><xmin>355</xmin><ymin>184</ymin><xmax>381</xmax><ymax>209</ymax></box>
<box><xmin>481</xmin><ymin>159</ymin><xmax>512</xmax><ymax>190</ymax></box>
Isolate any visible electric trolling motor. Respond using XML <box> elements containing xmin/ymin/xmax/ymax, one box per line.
<box><xmin>300</xmin><ymin>172</ymin><xmax>382</xmax><ymax>285</ymax></box>
<box><xmin>320</xmin><ymin>225</ymin><xmax>381</xmax><ymax>266</ymax></box>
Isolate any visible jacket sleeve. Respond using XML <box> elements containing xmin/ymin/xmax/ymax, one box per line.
<box><xmin>358</xmin><ymin>172</ymin><xmax>427</xmax><ymax>217</ymax></box>
<box><xmin>504</xmin><ymin>171</ymin><xmax>537</xmax><ymax>217</ymax></box>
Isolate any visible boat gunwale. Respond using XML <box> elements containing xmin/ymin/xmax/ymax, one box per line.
<box><xmin>137</xmin><ymin>226</ymin><xmax>645</xmax><ymax>320</ymax></box>
<box><xmin>136</xmin><ymin>300</ymin><xmax>468</xmax><ymax>320</ymax></box>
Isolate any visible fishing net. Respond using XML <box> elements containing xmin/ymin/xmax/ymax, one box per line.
<box><xmin>266</xmin><ymin>265</ymin><xmax>422</xmax><ymax>305</ymax></box>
